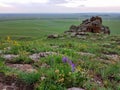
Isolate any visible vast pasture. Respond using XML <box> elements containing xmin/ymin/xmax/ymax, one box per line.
<box><xmin>0</xmin><ymin>14</ymin><xmax>120</xmax><ymax>90</ymax></box>
<box><xmin>0</xmin><ymin>18</ymin><xmax>120</xmax><ymax>39</ymax></box>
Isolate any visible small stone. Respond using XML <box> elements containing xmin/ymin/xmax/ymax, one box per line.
<box><xmin>0</xmin><ymin>83</ymin><xmax>3</xmax><ymax>89</ymax></box>
<box><xmin>0</xmin><ymin>50</ymin><xmax>2</xmax><ymax>54</ymax></box>
<box><xmin>41</xmin><ymin>76</ymin><xmax>46</xmax><ymax>81</ymax></box>
<box><xmin>29</xmin><ymin>54</ymin><xmax>40</xmax><ymax>61</ymax></box>
<box><xmin>67</xmin><ymin>87</ymin><xmax>85</xmax><ymax>90</ymax></box>
<box><xmin>3</xmin><ymin>55</ymin><xmax>18</xmax><ymax>60</ymax></box>
<box><xmin>3</xmin><ymin>86</ymin><xmax>15</xmax><ymax>90</ymax></box>
<box><xmin>70</xmin><ymin>32</ymin><xmax>76</xmax><ymax>37</ymax></box>
<box><xmin>47</xmin><ymin>34</ymin><xmax>59</xmax><ymax>39</ymax></box>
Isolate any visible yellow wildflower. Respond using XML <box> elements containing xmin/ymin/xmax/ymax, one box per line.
<box><xmin>4</xmin><ymin>48</ymin><xmax>6</xmax><ymax>50</ymax></box>
<box><xmin>76</xmin><ymin>66</ymin><xmax>83</xmax><ymax>72</ymax></box>
<box><xmin>59</xmin><ymin>74</ymin><xmax>64</xmax><ymax>77</ymax></box>
<box><xmin>55</xmin><ymin>69</ymin><xmax>59</xmax><ymax>74</ymax></box>
<box><xmin>68</xmin><ymin>72</ymin><xmax>72</xmax><ymax>75</ymax></box>
<box><xmin>104</xmin><ymin>80</ymin><xmax>108</xmax><ymax>86</ymax></box>
<box><xmin>117</xmin><ymin>45</ymin><xmax>120</xmax><ymax>49</ymax></box>
<box><xmin>58</xmin><ymin>78</ymin><xmax>64</xmax><ymax>83</ymax></box>
<box><xmin>61</xmin><ymin>74</ymin><xmax>64</xmax><ymax>77</ymax></box>
<box><xmin>6</xmin><ymin>36</ymin><xmax>11</xmax><ymax>42</ymax></box>
<box><xmin>13</xmin><ymin>40</ymin><xmax>19</xmax><ymax>46</ymax></box>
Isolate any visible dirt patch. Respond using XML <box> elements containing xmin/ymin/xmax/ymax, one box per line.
<box><xmin>88</xmin><ymin>70</ymin><xmax>103</xmax><ymax>86</ymax></box>
<box><xmin>78</xmin><ymin>52</ymin><xmax>95</xmax><ymax>57</ymax></box>
<box><xmin>6</xmin><ymin>64</ymin><xmax>37</xmax><ymax>73</ymax></box>
<box><xmin>100</xmin><ymin>54</ymin><xmax>120</xmax><ymax>61</ymax></box>
<box><xmin>29</xmin><ymin>52</ymin><xmax>56</xmax><ymax>61</ymax></box>
<box><xmin>2</xmin><ymin>52</ymin><xmax>56</xmax><ymax>62</ymax></box>
<box><xmin>93</xmin><ymin>74</ymin><xmax>103</xmax><ymax>86</ymax></box>
<box><xmin>105</xmin><ymin>54</ymin><xmax>120</xmax><ymax>60</ymax></box>
<box><xmin>0</xmin><ymin>72</ymin><xmax>34</xmax><ymax>90</ymax></box>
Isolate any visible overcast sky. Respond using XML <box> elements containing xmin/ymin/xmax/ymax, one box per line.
<box><xmin>0</xmin><ymin>0</ymin><xmax>120</xmax><ymax>13</ymax></box>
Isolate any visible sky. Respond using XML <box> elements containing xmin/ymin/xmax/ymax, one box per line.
<box><xmin>0</xmin><ymin>0</ymin><xmax>120</xmax><ymax>13</ymax></box>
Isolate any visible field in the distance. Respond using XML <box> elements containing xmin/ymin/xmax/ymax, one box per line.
<box><xmin>0</xmin><ymin>19</ymin><xmax>77</xmax><ymax>39</ymax></box>
<box><xmin>0</xmin><ymin>13</ymin><xmax>120</xmax><ymax>40</ymax></box>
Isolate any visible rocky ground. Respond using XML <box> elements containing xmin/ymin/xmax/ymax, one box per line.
<box><xmin>0</xmin><ymin>72</ymin><xmax>34</xmax><ymax>90</ymax></box>
<box><xmin>0</xmin><ymin>34</ymin><xmax>120</xmax><ymax>90</ymax></box>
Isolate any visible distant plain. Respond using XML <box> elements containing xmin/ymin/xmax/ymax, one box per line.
<box><xmin>0</xmin><ymin>13</ymin><xmax>120</xmax><ymax>39</ymax></box>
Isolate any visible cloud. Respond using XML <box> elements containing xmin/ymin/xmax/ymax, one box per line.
<box><xmin>0</xmin><ymin>0</ymin><xmax>49</xmax><ymax>8</ymax></box>
<box><xmin>0</xmin><ymin>0</ymin><xmax>49</xmax><ymax>4</ymax></box>
<box><xmin>57</xmin><ymin>0</ymin><xmax>86</xmax><ymax>7</ymax></box>
<box><xmin>0</xmin><ymin>3</ymin><xmax>12</xmax><ymax>7</ymax></box>
<box><xmin>57</xmin><ymin>0</ymin><xmax>120</xmax><ymax>8</ymax></box>
<box><xmin>0</xmin><ymin>0</ymin><xmax>120</xmax><ymax>13</ymax></box>
<box><xmin>0</xmin><ymin>0</ymin><xmax>120</xmax><ymax>8</ymax></box>
<box><xmin>49</xmin><ymin>0</ymin><xmax>67</xmax><ymax>4</ymax></box>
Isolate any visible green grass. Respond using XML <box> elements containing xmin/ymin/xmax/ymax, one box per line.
<box><xmin>0</xmin><ymin>19</ymin><xmax>79</xmax><ymax>39</ymax></box>
<box><xmin>0</xmin><ymin>19</ymin><xmax>120</xmax><ymax>40</ymax></box>
<box><xmin>103</xmin><ymin>20</ymin><xmax>120</xmax><ymax>35</ymax></box>
<box><xmin>0</xmin><ymin>34</ymin><xmax>120</xmax><ymax>90</ymax></box>
<box><xmin>0</xmin><ymin>18</ymin><xmax>120</xmax><ymax>90</ymax></box>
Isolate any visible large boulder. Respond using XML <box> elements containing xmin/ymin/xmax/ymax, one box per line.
<box><xmin>65</xmin><ymin>16</ymin><xmax>110</xmax><ymax>35</ymax></box>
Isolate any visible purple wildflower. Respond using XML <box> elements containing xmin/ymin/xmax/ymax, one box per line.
<box><xmin>68</xmin><ymin>60</ymin><xmax>73</xmax><ymax>65</ymax></box>
<box><xmin>62</xmin><ymin>57</ymin><xmax>76</xmax><ymax>72</ymax></box>
<box><xmin>71</xmin><ymin>63</ymin><xmax>75</xmax><ymax>72</ymax></box>
<box><xmin>62</xmin><ymin>57</ymin><xmax>68</xmax><ymax>63</ymax></box>
<box><xmin>68</xmin><ymin>60</ymin><xmax>75</xmax><ymax>72</ymax></box>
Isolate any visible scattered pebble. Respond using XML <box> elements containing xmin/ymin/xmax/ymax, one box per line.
<box><xmin>67</xmin><ymin>87</ymin><xmax>85</xmax><ymax>90</ymax></box>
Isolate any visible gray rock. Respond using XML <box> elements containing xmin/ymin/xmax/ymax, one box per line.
<box><xmin>47</xmin><ymin>34</ymin><xmax>59</xmax><ymax>39</ymax></box>
<box><xmin>7</xmin><ymin>64</ymin><xmax>37</xmax><ymax>73</ymax></box>
<box><xmin>3</xmin><ymin>55</ymin><xmax>18</xmax><ymax>60</ymax></box>
<box><xmin>64</xmin><ymin>16</ymin><xmax>110</xmax><ymax>35</ymax></box>
<box><xmin>105</xmin><ymin>54</ymin><xmax>120</xmax><ymax>60</ymax></box>
<box><xmin>70</xmin><ymin>32</ymin><xmax>76</xmax><ymax>37</ymax></box>
<box><xmin>76</xmin><ymin>35</ymin><xmax>86</xmax><ymax>39</ymax></box>
<box><xmin>78</xmin><ymin>52</ymin><xmax>95</xmax><ymax>57</ymax></box>
<box><xmin>29</xmin><ymin>53</ymin><xmax>40</xmax><ymax>61</ymax></box>
<box><xmin>29</xmin><ymin>52</ymin><xmax>56</xmax><ymax>61</ymax></box>
<box><xmin>3</xmin><ymin>86</ymin><xmax>16</xmax><ymax>90</ymax></box>
<box><xmin>67</xmin><ymin>87</ymin><xmax>85</xmax><ymax>90</ymax></box>
<box><xmin>0</xmin><ymin>50</ymin><xmax>2</xmax><ymax>54</ymax></box>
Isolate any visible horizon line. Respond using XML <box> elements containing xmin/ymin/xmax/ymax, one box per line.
<box><xmin>0</xmin><ymin>12</ymin><xmax>120</xmax><ymax>14</ymax></box>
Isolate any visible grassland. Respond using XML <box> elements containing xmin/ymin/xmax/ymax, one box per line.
<box><xmin>0</xmin><ymin>19</ymin><xmax>120</xmax><ymax>40</ymax></box>
<box><xmin>0</xmin><ymin>16</ymin><xmax>120</xmax><ymax>90</ymax></box>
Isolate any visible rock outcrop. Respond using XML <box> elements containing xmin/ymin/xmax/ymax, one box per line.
<box><xmin>47</xmin><ymin>34</ymin><xmax>59</xmax><ymax>39</ymax></box>
<box><xmin>65</xmin><ymin>16</ymin><xmax>110</xmax><ymax>35</ymax></box>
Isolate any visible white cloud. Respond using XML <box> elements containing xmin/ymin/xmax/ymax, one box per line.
<box><xmin>57</xmin><ymin>0</ymin><xmax>120</xmax><ymax>8</ymax></box>
<box><xmin>0</xmin><ymin>0</ymin><xmax>120</xmax><ymax>13</ymax></box>
<box><xmin>86</xmin><ymin>0</ymin><xmax>120</xmax><ymax>7</ymax></box>
<box><xmin>0</xmin><ymin>0</ymin><xmax>49</xmax><ymax>7</ymax></box>
<box><xmin>0</xmin><ymin>0</ymin><xmax>49</xmax><ymax>4</ymax></box>
<box><xmin>0</xmin><ymin>3</ymin><xmax>12</xmax><ymax>7</ymax></box>
<box><xmin>57</xmin><ymin>0</ymin><xmax>86</xmax><ymax>7</ymax></box>
<box><xmin>0</xmin><ymin>0</ymin><xmax>49</xmax><ymax>8</ymax></box>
